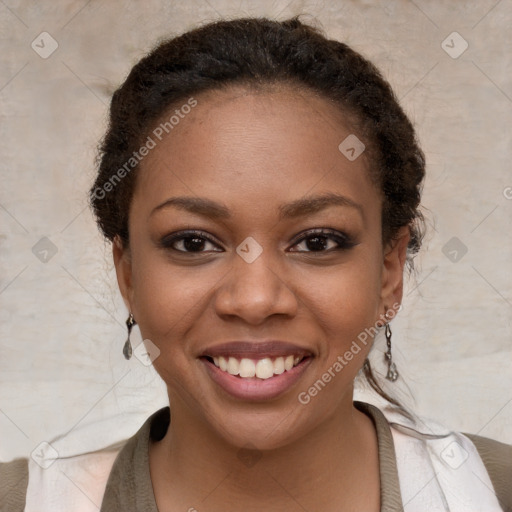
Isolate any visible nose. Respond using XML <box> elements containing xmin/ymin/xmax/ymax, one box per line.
<box><xmin>214</xmin><ymin>247</ymin><xmax>298</xmax><ymax>325</ymax></box>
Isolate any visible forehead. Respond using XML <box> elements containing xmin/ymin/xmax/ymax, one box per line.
<box><xmin>132</xmin><ymin>85</ymin><xmax>380</xmax><ymax>224</ymax></box>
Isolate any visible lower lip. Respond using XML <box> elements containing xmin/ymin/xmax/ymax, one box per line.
<box><xmin>201</xmin><ymin>357</ymin><xmax>312</xmax><ymax>401</ymax></box>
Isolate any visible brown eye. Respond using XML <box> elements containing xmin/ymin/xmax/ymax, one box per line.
<box><xmin>290</xmin><ymin>229</ymin><xmax>357</xmax><ymax>253</ymax></box>
<box><xmin>160</xmin><ymin>230</ymin><xmax>222</xmax><ymax>253</ymax></box>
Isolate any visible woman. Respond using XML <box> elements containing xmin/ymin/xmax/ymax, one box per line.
<box><xmin>1</xmin><ymin>15</ymin><xmax>510</xmax><ymax>512</ymax></box>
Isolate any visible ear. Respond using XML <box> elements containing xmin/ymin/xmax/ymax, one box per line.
<box><xmin>379</xmin><ymin>226</ymin><xmax>410</xmax><ymax>314</ymax></box>
<box><xmin>112</xmin><ymin>235</ymin><xmax>134</xmax><ymax>313</ymax></box>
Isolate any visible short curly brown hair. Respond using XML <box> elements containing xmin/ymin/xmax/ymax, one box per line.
<box><xmin>89</xmin><ymin>16</ymin><xmax>425</xmax><ymax>412</ymax></box>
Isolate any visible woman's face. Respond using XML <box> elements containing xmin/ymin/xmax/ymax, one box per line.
<box><xmin>114</xmin><ymin>85</ymin><xmax>408</xmax><ymax>450</ymax></box>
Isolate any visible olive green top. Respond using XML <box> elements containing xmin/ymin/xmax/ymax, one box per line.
<box><xmin>2</xmin><ymin>402</ymin><xmax>511</xmax><ymax>511</ymax></box>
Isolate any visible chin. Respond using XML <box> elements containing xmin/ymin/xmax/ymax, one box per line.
<box><xmin>201</xmin><ymin>397</ymin><xmax>324</xmax><ymax>453</ymax></box>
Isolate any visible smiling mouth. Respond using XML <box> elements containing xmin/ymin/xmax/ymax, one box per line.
<box><xmin>202</xmin><ymin>355</ymin><xmax>308</xmax><ymax>379</ymax></box>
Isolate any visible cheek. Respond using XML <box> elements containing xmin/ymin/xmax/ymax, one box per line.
<box><xmin>317</xmin><ymin>252</ymin><xmax>382</xmax><ymax>331</ymax></box>
<box><xmin>132</xmin><ymin>259</ymin><xmax>198</xmax><ymax>337</ymax></box>
<box><xmin>129</xmin><ymin>252</ymin><xmax>204</xmax><ymax>391</ymax></box>
<box><xmin>294</xmin><ymin>258</ymin><xmax>382</xmax><ymax>412</ymax></box>
<box><xmin>129</xmin><ymin>246</ymin><xmax>223</xmax><ymax>357</ymax></box>
<box><xmin>306</xmin><ymin>250</ymin><xmax>383</xmax><ymax>386</ymax></box>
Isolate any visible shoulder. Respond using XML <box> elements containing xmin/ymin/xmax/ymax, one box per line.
<box><xmin>26</xmin><ymin>446</ymin><xmax>123</xmax><ymax>512</ymax></box>
<box><xmin>463</xmin><ymin>432</ymin><xmax>512</xmax><ymax>511</ymax></box>
<box><xmin>1</xmin><ymin>446</ymin><xmax>124</xmax><ymax>512</ymax></box>
<box><xmin>356</xmin><ymin>399</ymin><xmax>512</xmax><ymax>510</ymax></box>
<box><xmin>0</xmin><ymin>409</ymin><xmax>166</xmax><ymax>512</ymax></box>
<box><xmin>0</xmin><ymin>458</ymin><xmax>29</xmax><ymax>511</ymax></box>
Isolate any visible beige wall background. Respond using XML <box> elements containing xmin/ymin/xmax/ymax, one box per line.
<box><xmin>1</xmin><ymin>0</ymin><xmax>511</xmax><ymax>462</ymax></box>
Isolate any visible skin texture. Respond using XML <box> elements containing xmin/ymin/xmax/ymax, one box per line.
<box><xmin>113</xmin><ymin>85</ymin><xmax>410</xmax><ymax>511</ymax></box>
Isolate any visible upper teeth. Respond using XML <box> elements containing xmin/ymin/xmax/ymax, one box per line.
<box><xmin>212</xmin><ymin>355</ymin><xmax>302</xmax><ymax>379</ymax></box>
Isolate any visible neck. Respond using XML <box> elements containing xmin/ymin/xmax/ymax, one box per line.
<box><xmin>149</xmin><ymin>394</ymin><xmax>380</xmax><ymax>512</ymax></box>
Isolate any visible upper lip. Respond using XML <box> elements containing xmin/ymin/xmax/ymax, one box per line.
<box><xmin>199</xmin><ymin>341</ymin><xmax>313</xmax><ymax>359</ymax></box>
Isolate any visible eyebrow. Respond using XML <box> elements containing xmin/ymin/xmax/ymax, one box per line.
<box><xmin>150</xmin><ymin>192</ymin><xmax>364</xmax><ymax>220</ymax></box>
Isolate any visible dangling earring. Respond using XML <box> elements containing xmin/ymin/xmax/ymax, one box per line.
<box><xmin>123</xmin><ymin>313</ymin><xmax>136</xmax><ymax>360</ymax></box>
<box><xmin>384</xmin><ymin>321</ymin><xmax>399</xmax><ymax>381</ymax></box>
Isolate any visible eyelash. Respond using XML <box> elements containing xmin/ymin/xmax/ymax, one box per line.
<box><xmin>159</xmin><ymin>228</ymin><xmax>357</xmax><ymax>254</ymax></box>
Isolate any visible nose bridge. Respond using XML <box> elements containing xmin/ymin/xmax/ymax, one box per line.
<box><xmin>214</xmin><ymin>238</ymin><xmax>297</xmax><ymax>324</ymax></box>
